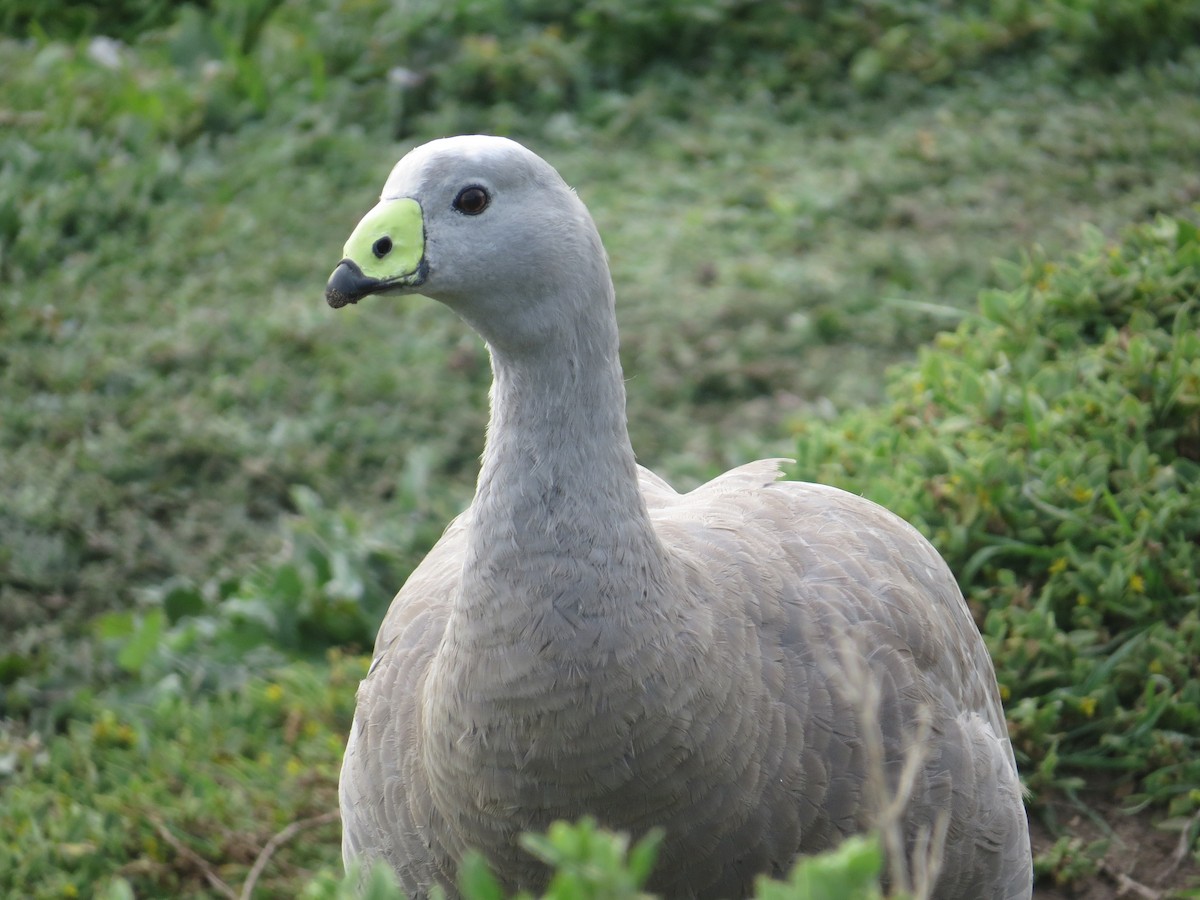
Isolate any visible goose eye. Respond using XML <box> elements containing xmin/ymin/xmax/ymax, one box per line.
<box><xmin>372</xmin><ymin>236</ymin><xmax>393</xmax><ymax>258</ymax></box>
<box><xmin>453</xmin><ymin>186</ymin><xmax>490</xmax><ymax>215</ymax></box>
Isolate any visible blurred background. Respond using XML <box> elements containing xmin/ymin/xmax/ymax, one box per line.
<box><xmin>2</xmin><ymin>0</ymin><xmax>1199</xmax><ymax>896</ymax></box>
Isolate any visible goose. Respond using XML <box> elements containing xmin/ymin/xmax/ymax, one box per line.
<box><xmin>325</xmin><ymin>135</ymin><xmax>1032</xmax><ymax>900</ymax></box>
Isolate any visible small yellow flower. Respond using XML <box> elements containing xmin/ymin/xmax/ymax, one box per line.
<box><xmin>92</xmin><ymin>710</ymin><xmax>135</xmax><ymax>748</ymax></box>
<box><xmin>1049</xmin><ymin>557</ymin><xmax>1068</xmax><ymax>575</ymax></box>
<box><xmin>1079</xmin><ymin>697</ymin><xmax>1097</xmax><ymax>718</ymax></box>
<box><xmin>1149</xmin><ymin>658</ymin><xmax>1163</xmax><ymax>675</ymax></box>
<box><xmin>1129</xmin><ymin>573</ymin><xmax>1146</xmax><ymax>594</ymax></box>
<box><xmin>265</xmin><ymin>683</ymin><xmax>284</xmax><ymax>703</ymax></box>
<box><xmin>1071</xmin><ymin>485</ymin><xmax>1094</xmax><ymax>503</ymax></box>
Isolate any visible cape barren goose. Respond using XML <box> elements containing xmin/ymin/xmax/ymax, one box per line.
<box><xmin>324</xmin><ymin>135</ymin><xmax>1032</xmax><ymax>900</ymax></box>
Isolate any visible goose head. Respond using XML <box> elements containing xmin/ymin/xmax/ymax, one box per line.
<box><xmin>325</xmin><ymin>135</ymin><xmax>613</xmax><ymax>357</ymax></box>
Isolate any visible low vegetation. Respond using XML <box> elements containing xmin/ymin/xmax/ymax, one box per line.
<box><xmin>1</xmin><ymin>0</ymin><xmax>1197</xmax><ymax>896</ymax></box>
<box><xmin>796</xmin><ymin>216</ymin><xmax>1200</xmax><ymax>870</ymax></box>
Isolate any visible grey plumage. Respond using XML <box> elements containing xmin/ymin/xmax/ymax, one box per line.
<box><xmin>327</xmin><ymin>135</ymin><xmax>1033</xmax><ymax>900</ymax></box>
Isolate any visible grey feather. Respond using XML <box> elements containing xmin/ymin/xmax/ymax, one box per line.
<box><xmin>330</xmin><ymin>136</ymin><xmax>1032</xmax><ymax>900</ymax></box>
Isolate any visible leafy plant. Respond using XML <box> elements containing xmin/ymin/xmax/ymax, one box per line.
<box><xmin>755</xmin><ymin>835</ymin><xmax>884</xmax><ymax>900</ymax></box>
<box><xmin>517</xmin><ymin>818</ymin><xmax>663</xmax><ymax>899</ymax></box>
<box><xmin>0</xmin><ymin>656</ymin><xmax>359</xmax><ymax>897</ymax></box>
<box><xmin>793</xmin><ymin>215</ymin><xmax>1200</xmax><ymax>812</ymax></box>
<box><xmin>1032</xmin><ymin>835</ymin><xmax>1107</xmax><ymax>891</ymax></box>
<box><xmin>299</xmin><ymin>819</ymin><xmax>885</xmax><ymax>900</ymax></box>
<box><xmin>82</xmin><ymin>481</ymin><xmax>442</xmax><ymax>698</ymax></box>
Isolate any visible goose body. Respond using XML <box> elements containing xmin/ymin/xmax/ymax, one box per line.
<box><xmin>326</xmin><ymin>135</ymin><xmax>1032</xmax><ymax>899</ymax></box>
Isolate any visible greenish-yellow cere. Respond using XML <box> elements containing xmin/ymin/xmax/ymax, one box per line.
<box><xmin>342</xmin><ymin>198</ymin><xmax>424</xmax><ymax>280</ymax></box>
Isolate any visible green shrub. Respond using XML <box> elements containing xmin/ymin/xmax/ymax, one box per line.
<box><xmin>299</xmin><ymin>819</ymin><xmax>885</xmax><ymax>900</ymax></box>
<box><xmin>0</xmin><ymin>655</ymin><xmax>359</xmax><ymax>897</ymax></box>
<box><xmin>1049</xmin><ymin>0</ymin><xmax>1200</xmax><ymax>71</ymax></box>
<box><xmin>793</xmin><ymin>215</ymin><xmax>1200</xmax><ymax>811</ymax></box>
<box><xmin>68</xmin><ymin>484</ymin><xmax>439</xmax><ymax>694</ymax></box>
<box><xmin>0</xmin><ymin>0</ymin><xmax>199</xmax><ymax>41</ymax></box>
<box><xmin>307</xmin><ymin>0</ymin><xmax>1200</xmax><ymax>127</ymax></box>
<box><xmin>8</xmin><ymin>0</ymin><xmax>1200</xmax><ymax>143</ymax></box>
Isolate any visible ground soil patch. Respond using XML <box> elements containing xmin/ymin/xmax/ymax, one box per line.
<box><xmin>1031</xmin><ymin>789</ymin><xmax>1199</xmax><ymax>898</ymax></box>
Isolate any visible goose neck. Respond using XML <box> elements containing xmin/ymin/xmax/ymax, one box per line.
<box><xmin>454</xmin><ymin>310</ymin><xmax>670</xmax><ymax>630</ymax></box>
<box><xmin>480</xmin><ymin>335</ymin><xmax>645</xmax><ymax>531</ymax></box>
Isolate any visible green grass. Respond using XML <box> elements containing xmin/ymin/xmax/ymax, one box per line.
<box><xmin>2</xmin><ymin>0</ymin><xmax>1199</xmax><ymax>896</ymax></box>
<box><xmin>0</xmin><ymin>654</ymin><xmax>357</xmax><ymax>897</ymax></box>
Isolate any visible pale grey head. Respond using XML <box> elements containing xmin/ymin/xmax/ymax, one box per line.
<box><xmin>325</xmin><ymin>135</ymin><xmax>612</xmax><ymax>357</ymax></box>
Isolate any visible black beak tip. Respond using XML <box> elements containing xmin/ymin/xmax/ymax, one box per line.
<box><xmin>325</xmin><ymin>288</ymin><xmax>357</xmax><ymax>309</ymax></box>
<box><xmin>325</xmin><ymin>259</ymin><xmax>376</xmax><ymax>310</ymax></box>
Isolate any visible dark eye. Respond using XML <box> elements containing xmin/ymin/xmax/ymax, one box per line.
<box><xmin>372</xmin><ymin>236</ymin><xmax>392</xmax><ymax>258</ymax></box>
<box><xmin>453</xmin><ymin>186</ymin><xmax>490</xmax><ymax>215</ymax></box>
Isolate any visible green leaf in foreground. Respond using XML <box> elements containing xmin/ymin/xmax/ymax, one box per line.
<box><xmin>459</xmin><ymin>851</ymin><xmax>508</xmax><ymax>900</ymax></box>
<box><xmin>517</xmin><ymin>817</ymin><xmax>663</xmax><ymax>899</ymax></box>
<box><xmin>755</xmin><ymin>835</ymin><xmax>884</xmax><ymax>900</ymax></box>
